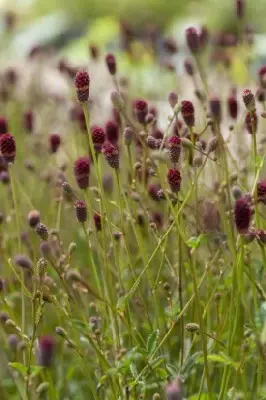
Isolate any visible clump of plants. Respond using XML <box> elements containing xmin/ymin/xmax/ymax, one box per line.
<box><xmin>0</xmin><ymin>0</ymin><xmax>266</xmax><ymax>399</ymax></box>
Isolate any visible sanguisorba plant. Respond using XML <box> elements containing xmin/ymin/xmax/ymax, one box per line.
<box><xmin>1</xmin><ymin>0</ymin><xmax>266</xmax><ymax>398</ymax></box>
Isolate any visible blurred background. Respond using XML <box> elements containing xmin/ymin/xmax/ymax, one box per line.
<box><xmin>1</xmin><ymin>0</ymin><xmax>266</xmax><ymax>61</ymax></box>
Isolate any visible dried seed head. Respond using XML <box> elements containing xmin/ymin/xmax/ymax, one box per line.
<box><xmin>0</xmin><ymin>117</ymin><xmax>8</xmax><ymax>135</ymax></box>
<box><xmin>14</xmin><ymin>254</ymin><xmax>33</xmax><ymax>270</ymax></box>
<box><xmin>245</xmin><ymin>112</ymin><xmax>257</xmax><ymax>134</ymax></box>
<box><xmin>49</xmin><ymin>134</ymin><xmax>61</xmax><ymax>153</ymax></box>
<box><xmin>111</xmin><ymin>91</ymin><xmax>124</xmax><ymax>109</ymax></box>
<box><xmin>74</xmin><ymin>71</ymin><xmax>90</xmax><ymax>103</ymax></box>
<box><xmin>93</xmin><ymin>212</ymin><xmax>102</xmax><ymax>231</ymax></box>
<box><xmin>193</xmin><ymin>154</ymin><xmax>203</xmax><ymax>167</ymax></box>
<box><xmin>168</xmin><ymin>92</ymin><xmax>178</xmax><ymax>109</ymax></box>
<box><xmin>105</xmin><ymin>120</ymin><xmax>119</xmax><ymax>145</ymax></box>
<box><xmin>181</xmin><ymin>100</ymin><xmax>195</xmax><ymax>127</ymax></box>
<box><xmin>207</xmin><ymin>136</ymin><xmax>218</xmax><ymax>153</ymax></box>
<box><xmin>55</xmin><ymin>326</ymin><xmax>67</xmax><ymax>337</ymax></box>
<box><xmin>36</xmin><ymin>223</ymin><xmax>49</xmax><ymax>241</ymax></box>
<box><xmin>102</xmin><ymin>174</ymin><xmax>113</xmax><ymax>194</ymax></box>
<box><xmin>37</xmin><ymin>336</ymin><xmax>56</xmax><ymax>367</ymax></box>
<box><xmin>242</xmin><ymin>89</ymin><xmax>255</xmax><ymax>111</ymax></box>
<box><xmin>167</xmin><ymin>168</ymin><xmax>182</xmax><ymax>193</ymax></box>
<box><xmin>40</xmin><ymin>241</ymin><xmax>52</xmax><ymax>258</ymax></box>
<box><xmin>185</xmin><ymin>27</ymin><xmax>200</xmax><ymax>53</ymax></box>
<box><xmin>27</xmin><ymin>210</ymin><xmax>40</xmax><ymax>228</ymax></box>
<box><xmin>167</xmin><ymin>136</ymin><xmax>181</xmax><ymax>164</ymax></box>
<box><xmin>185</xmin><ymin>322</ymin><xmax>200</xmax><ymax>333</ymax></box>
<box><xmin>74</xmin><ymin>157</ymin><xmax>90</xmax><ymax>189</ymax></box>
<box><xmin>234</xmin><ymin>196</ymin><xmax>252</xmax><ymax>234</ymax></box>
<box><xmin>62</xmin><ymin>181</ymin><xmax>73</xmax><ymax>196</ymax></box>
<box><xmin>123</xmin><ymin>127</ymin><xmax>133</xmax><ymax>146</ymax></box>
<box><xmin>101</xmin><ymin>142</ymin><xmax>119</xmax><ymax>169</ymax></box>
<box><xmin>74</xmin><ymin>200</ymin><xmax>87</xmax><ymax>223</ymax></box>
<box><xmin>0</xmin><ymin>133</ymin><xmax>16</xmax><ymax>162</ymax></box>
<box><xmin>105</xmin><ymin>53</ymin><xmax>117</xmax><ymax>75</ymax></box>
<box><xmin>134</xmin><ymin>99</ymin><xmax>148</xmax><ymax>125</ymax></box>
<box><xmin>91</xmin><ymin>125</ymin><xmax>106</xmax><ymax>152</ymax></box>
<box><xmin>37</xmin><ymin>258</ymin><xmax>47</xmax><ymax>279</ymax></box>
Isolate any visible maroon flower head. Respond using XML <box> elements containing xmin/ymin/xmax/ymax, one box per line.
<box><xmin>105</xmin><ymin>53</ymin><xmax>117</xmax><ymax>75</ymax></box>
<box><xmin>0</xmin><ymin>133</ymin><xmax>16</xmax><ymax>163</ymax></box>
<box><xmin>0</xmin><ymin>171</ymin><xmax>9</xmax><ymax>184</ymax></box>
<box><xmin>49</xmin><ymin>134</ymin><xmax>61</xmax><ymax>153</ymax></box>
<box><xmin>91</xmin><ymin>125</ymin><xmax>106</xmax><ymax>152</ymax></box>
<box><xmin>165</xmin><ymin>377</ymin><xmax>182</xmax><ymax>400</ymax></box>
<box><xmin>0</xmin><ymin>117</ymin><xmax>8</xmax><ymax>135</ymax></box>
<box><xmin>74</xmin><ymin>200</ymin><xmax>87</xmax><ymax>223</ymax></box>
<box><xmin>74</xmin><ymin>71</ymin><xmax>90</xmax><ymax>103</ymax></box>
<box><xmin>27</xmin><ymin>210</ymin><xmax>40</xmax><ymax>228</ymax></box>
<box><xmin>36</xmin><ymin>223</ymin><xmax>49</xmax><ymax>241</ymax></box>
<box><xmin>257</xmin><ymin>88</ymin><xmax>265</xmax><ymax>103</ymax></box>
<box><xmin>101</xmin><ymin>142</ymin><xmax>119</xmax><ymax>169</ymax></box>
<box><xmin>234</xmin><ymin>196</ymin><xmax>252</xmax><ymax>234</ymax></box>
<box><xmin>209</xmin><ymin>96</ymin><xmax>222</xmax><ymax>124</ymax></box>
<box><xmin>163</xmin><ymin>37</ymin><xmax>178</xmax><ymax>54</ymax></box>
<box><xmin>227</xmin><ymin>95</ymin><xmax>238</xmax><ymax>119</ymax></box>
<box><xmin>134</xmin><ymin>99</ymin><xmax>148</xmax><ymax>124</ymax></box>
<box><xmin>105</xmin><ymin>120</ymin><xmax>119</xmax><ymax>145</ymax></box>
<box><xmin>23</xmin><ymin>111</ymin><xmax>34</xmax><ymax>133</ymax></box>
<box><xmin>93</xmin><ymin>212</ymin><xmax>102</xmax><ymax>231</ymax></box>
<box><xmin>150</xmin><ymin>211</ymin><xmax>163</xmax><ymax>229</ymax></box>
<box><xmin>258</xmin><ymin>66</ymin><xmax>266</xmax><ymax>88</ymax></box>
<box><xmin>167</xmin><ymin>168</ymin><xmax>182</xmax><ymax>193</ymax></box>
<box><xmin>242</xmin><ymin>89</ymin><xmax>255</xmax><ymax>111</ymax></box>
<box><xmin>184</xmin><ymin>58</ymin><xmax>194</xmax><ymax>76</ymax></box>
<box><xmin>152</xmin><ymin>129</ymin><xmax>164</xmax><ymax>140</ymax></box>
<box><xmin>146</xmin><ymin>135</ymin><xmax>161</xmax><ymax>150</ymax></box>
<box><xmin>74</xmin><ymin>157</ymin><xmax>90</xmax><ymax>189</ymax></box>
<box><xmin>168</xmin><ymin>136</ymin><xmax>181</xmax><ymax>164</ymax></box>
<box><xmin>236</xmin><ymin>0</ymin><xmax>245</xmax><ymax>19</ymax></box>
<box><xmin>168</xmin><ymin>92</ymin><xmax>178</xmax><ymax>109</ymax></box>
<box><xmin>245</xmin><ymin>111</ymin><xmax>257</xmax><ymax>134</ymax></box>
<box><xmin>37</xmin><ymin>336</ymin><xmax>56</xmax><ymax>367</ymax></box>
<box><xmin>123</xmin><ymin>127</ymin><xmax>133</xmax><ymax>146</ymax></box>
<box><xmin>257</xmin><ymin>180</ymin><xmax>266</xmax><ymax>204</ymax></box>
<box><xmin>148</xmin><ymin>183</ymin><xmax>162</xmax><ymax>201</ymax></box>
<box><xmin>89</xmin><ymin>44</ymin><xmax>99</xmax><ymax>60</ymax></box>
<box><xmin>181</xmin><ymin>100</ymin><xmax>195</xmax><ymax>127</ymax></box>
<box><xmin>185</xmin><ymin>27</ymin><xmax>200</xmax><ymax>54</ymax></box>
<box><xmin>199</xmin><ymin>25</ymin><xmax>209</xmax><ymax>49</ymax></box>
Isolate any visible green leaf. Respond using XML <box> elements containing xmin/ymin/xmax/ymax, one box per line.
<box><xmin>196</xmin><ymin>353</ymin><xmax>239</xmax><ymax>369</ymax></box>
<box><xmin>187</xmin><ymin>235</ymin><xmax>204</xmax><ymax>249</ymax></box>
<box><xmin>8</xmin><ymin>363</ymin><xmax>27</xmax><ymax>376</ymax></box>
<box><xmin>30</xmin><ymin>365</ymin><xmax>43</xmax><ymax>378</ymax></box>
<box><xmin>147</xmin><ymin>329</ymin><xmax>159</xmax><ymax>355</ymax></box>
<box><xmin>189</xmin><ymin>394</ymin><xmax>211</xmax><ymax>400</ymax></box>
<box><xmin>166</xmin><ymin>363</ymin><xmax>179</xmax><ymax>378</ymax></box>
<box><xmin>130</xmin><ymin>363</ymin><xmax>138</xmax><ymax>379</ymax></box>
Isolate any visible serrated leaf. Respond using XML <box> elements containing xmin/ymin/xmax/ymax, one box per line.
<box><xmin>151</xmin><ymin>355</ymin><xmax>165</xmax><ymax>369</ymax></box>
<box><xmin>8</xmin><ymin>362</ymin><xmax>27</xmax><ymax>376</ymax></box>
<box><xmin>147</xmin><ymin>329</ymin><xmax>159</xmax><ymax>355</ymax></box>
<box><xmin>166</xmin><ymin>363</ymin><xmax>179</xmax><ymax>378</ymax></box>
<box><xmin>130</xmin><ymin>363</ymin><xmax>138</xmax><ymax>379</ymax></box>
